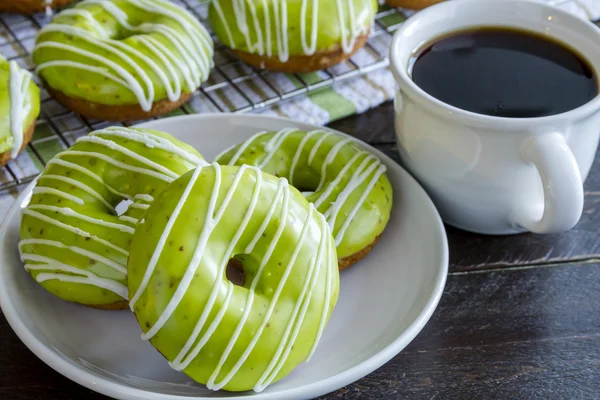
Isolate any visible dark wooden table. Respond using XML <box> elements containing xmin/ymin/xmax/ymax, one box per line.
<box><xmin>1</xmin><ymin>102</ymin><xmax>599</xmax><ymax>399</ymax></box>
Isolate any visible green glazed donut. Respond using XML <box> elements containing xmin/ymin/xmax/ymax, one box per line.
<box><xmin>0</xmin><ymin>55</ymin><xmax>40</xmax><ymax>166</ymax></box>
<box><xmin>33</xmin><ymin>0</ymin><xmax>214</xmax><ymax>121</ymax></box>
<box><xmin>216</xmin><ymin>129</ymin><xmax>392</xmax><ymax>269</ymax></box>
<box><xmin>19</xmin><ymin>127</ymin><xmax>206</xmax><ymax>309</ymax></box>
<box><xmin>128</xmin><ymin>163</ymin><xmax>339</xmax><ymax>392</ymax></box>
<box><xmin>208</xmin><ymin>0</ymin><xmax>378</xmax><ymax>73</ymax></box>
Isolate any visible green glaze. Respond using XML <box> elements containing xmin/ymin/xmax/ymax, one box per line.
<box><xmin>19</xmin><ymin>127</ymin><xmax>204</xmax><ymax>307</ymax></box>
<box><xmin>217</xmin><ymin>129</ymin><xmax>393</xmax><ymax>261</ymax></box>
<box><xmin>0</xmin><ymin>56</ymin><xmax>40</xmax><ymax>154</ymax></box>
<box><xmin>209</xmin><ymin>0</ymin><xmax>377</xmax><ymax>58</ymax></box>
<box><xmin>128</xmin><ymin>164</ymin><xmax>339</xmax><ymax>392</ymax></box>
<box><xmin>33</xmin><ymin>0</ymin><xmax>213</xmax><ymax>107</ymax></box>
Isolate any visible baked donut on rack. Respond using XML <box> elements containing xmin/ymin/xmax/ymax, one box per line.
<box><xmin>208</xmin><ymin>0</ymin><xmax>378</xmax><ymax>73</ymax></box>
<box><xmin>128</xmin><ymin>163</ymin><xmax>340</xmax><ymax>392</ymax></box>
<box><xmin>0</xmin><ymin>0</ymin><xmax>76</xmax><ymax>15</ymax></box>
<box><xmin>32</xmin><ymin>0</ymin><xmax>214</xmax><ymax>121</ymax></box>
<box><xmin>0</xmin><ymin>55</ymin><xmax>40</xmax><ymax>167</ymax></box>
<box><xmin>216</xmin><ymin>129</ymin><xmax>393</xmax><ymax>270</ymax></box>
<box><xmin>19</xmin><ymin>127</ymin><xmax>206</xmax><ymax>309</ymax></box>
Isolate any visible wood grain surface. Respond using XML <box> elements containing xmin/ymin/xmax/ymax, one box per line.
<box><xmin>2</xmin><ymin>102</ymin><xmax>599</xmax><ymax>399</ymax></box>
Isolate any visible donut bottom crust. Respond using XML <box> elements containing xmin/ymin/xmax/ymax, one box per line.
<box><xmin>46</xmin><ymin>85</ymin><xmax>194</xmax><ymax>122</ymax></box>
<box><xmin>233</xmin><ymin>33</ymin><xmax>370</xmax><ymax>74</ymax></box>
<box><xmin>85</xmin><ymin>299</ymin><xmax>129</xmax><ymax>311</ymax></box>
<box><xmin>0</xmin><ymin>0</ymin><xmax>76</xmax><ymax>14</ymax></box>
<box><xmin>0</xmin><ymin>121</ymin><xmax>36</xmax><ymax>168</ymax></box>
<box><xmin>338</xmin><ymin>234</ymin><xmax>381</xmax><ymax>271</ymax></box>
<box><xmin>385</xmin><ymin>0</ymin><xmax>445</xmax><ymax>9</ymax></box>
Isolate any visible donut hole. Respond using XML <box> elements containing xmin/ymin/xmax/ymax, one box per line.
<box><xmin>291</xmin><ymin>177</ymin><xmax>319</xmax><ymax>194</ymax></box>
<box><xmin>226</xmin><ymin>256</ymin><xmax>246</xmax><ymax>287</ymax></box>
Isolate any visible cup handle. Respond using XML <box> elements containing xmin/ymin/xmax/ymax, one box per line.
<box><xmin>513</xmin><ymin>133</ymin><xmax>584</xmax><ymax>234</ymax></box>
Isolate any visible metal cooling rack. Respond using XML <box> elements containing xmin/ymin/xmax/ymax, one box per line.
<box><xmin>0</xmin><ymin>0</ymin><xmax>598</xmax><ymax>193</ymax></box>
<box><xmin>0</xmin><ymin>1</ymin><xmax>409</xmax><ymax>193</ymax></box>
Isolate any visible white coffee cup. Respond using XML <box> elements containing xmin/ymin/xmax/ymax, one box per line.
<box><xmin>389</xmin><ymin>0</ymin><xmax>600</xmax><ymax>235</ymax></box>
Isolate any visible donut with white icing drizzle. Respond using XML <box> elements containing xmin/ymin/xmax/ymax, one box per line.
<box><xmin>208</xmin><ymin>0</ymin><xmax>378</xmax><ymax>73</ymax></box>
<box><xmin>32</xmin><ymin>0</ymin><xmax>214</xmax><ymax>121</ymax></box>
<box><xmin>128</xmin><ymin>163</ymin><xmax>340</xmax><ymax>392</ymax></box>
<box><xmin>216</xmin><ymin>128</ymin><xmax>392</xmax><ymax>270</ymax></box>
<box><xmin>19</xmin><ymin>127</ymin><xmax>206</xmax><ymax>309</ymax></box>
<box><xmin>0</xmin><ymin>55</ymin><xmax>40</xmax><ymax>167</ymax></box>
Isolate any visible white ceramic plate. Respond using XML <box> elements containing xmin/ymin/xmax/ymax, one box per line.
<box><xmin>0</xmin><ymin>114</ymin><xmax>448</xmax><ymax>400</ymax></box>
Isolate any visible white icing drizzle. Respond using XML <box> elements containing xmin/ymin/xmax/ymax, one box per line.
<box><xmin>58</xmin><ymin>151</ymin><xmax>173</xmax><ymax>182</ymax></box>
<box><xmin>222</xmin><ymin>129</ymin><xmax>387</xmax><ymax>246</ymax></box>
<box><xmin>215</xmin><ymin>131</ymin><xmax>269</xmax><ymax>166</ymax></box>
<box><xmin>20</xmin><ymin>238</ymin><xmax>126</xmax><ymax>274</ymax></box>
<box><xmin>38</xmin><ymin>174</ymin><xmax>114</xmax><ymax>211</ymax></box>
<box><xmin>118</xmin><ymin>215</ymin><xmax>138</xmax><ymax>224</ymax></box>
<box><xmin>46</xmin><ymin>158</ymin><xmax>132</xmax><ymax>199</ymax></box>
<box><xmin>332</xmin><ymin>163</ymin><xmax>386</xmax><ymax>245</ymax></box>
<box><xmin>8</xmin><ymin>60</ymin><xmax>33</xmax><ymax>159</ymax></box>
<box><xmin>32</xmin><ymin>187</ymin><xmax>84</xmax><ymax>205</ymax></box>
<box><xmin>27</xmin><ymin>204</ymin><xmax>134</xmax><ymax>234</ymax></box>
<box><xmin>313</xmin><ymin>151</ymin><xmax>363</xmax><ymax>208</ymax></box>
<box><xmin>133</xmin><ymin>163</ymin><xmax>333</xmax><ymax>392</ymax></box>
<box><xmin>322</xmin><ymin>154</ymin><xmax>384</xmax><ymax>245</ymax></box>
<box><xmin>22</xmin><ymin>208</ymin><xmax>129</xmax><ymax>256</ymax></box>
<box><xmin>34</xmin><ymin>0</ymin><xmax>213</xmax><ymax>111</ymax></box>
<box><xmin>23</xmin><ymin>254</ymin><xmax>127</xmax><ymax>298</ymax></box>
<box><xmin>91</xmin><ymin>128</ymin><xmax>206</xmax><ymax>166</ymax></box>
<box><xmin>211</xmin><ymin>0</ymin><xmax>374</xmax><ymax>61</ymax></box>
<box><xmin>306</xmin><ymin>228</ymin><xmax>333</xmax><ymax>361</ymax></box>
<box><xmin>308</xmin><ymin>131</ymin><xmax>333</xmax><ymax>165</ymax></box>
<box><xmin>300</xmin><ymin>0</ymin><xmax>318</xmax><ymax>55</ymax></box>
<box><xmin>134</xmin><ymin>194</ymin><xmax>153</xmax><ymax>202</ymax></box>
<box><xmin>316</xmin><ymin>138</ymin><xmax>354</xmax><ymax>191</ymax></box>
<box><xmin>258</xmin><ymin>128</ymin><xmax>298</xmax><ymax>168</ymax></box>
<box><xmin>76</xmin><ymin>136</ymin><xmax>180</xmax><ymax>179</ymax></box>
<box><xmin>128</xmin><ymin>203</ymin><xmax>149</xmax><ymax>210</ymax></box>
<box><xmin>289</xmin><ymin>130</ymin><xmax>322</xmax><ymax>185</ymax></box>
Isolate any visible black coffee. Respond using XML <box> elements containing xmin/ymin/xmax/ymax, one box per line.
<box><xmin>410</xmin><ymin>27</ymin><xmax>597</xmax><ymax>118</ymax></box>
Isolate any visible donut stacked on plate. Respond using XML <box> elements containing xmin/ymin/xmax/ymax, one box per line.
<box><xmin>19</xmin><ymin>126</ymin><xmax>392</xmax><ymax>392</ymax></box>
